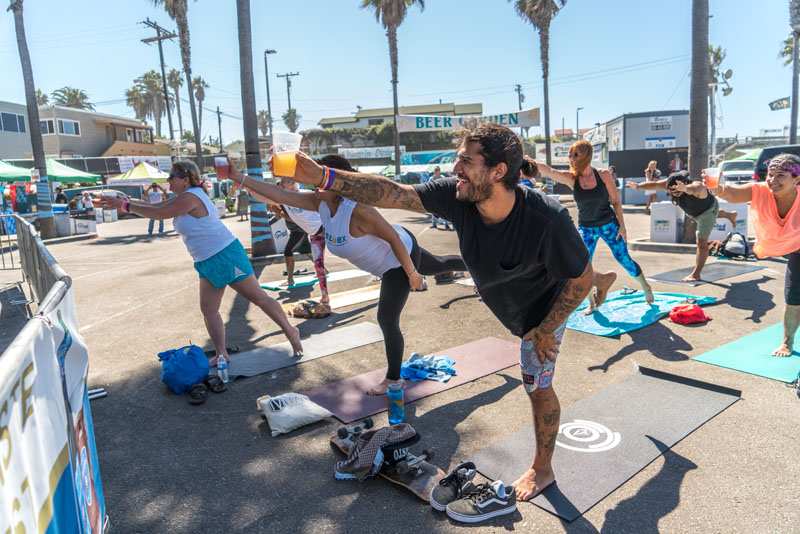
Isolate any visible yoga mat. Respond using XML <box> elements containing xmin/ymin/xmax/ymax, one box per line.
<box><xmin>648</xmin><ymin>262</ymin><xmax>764</xmax><ymax>286</ymax></box>
<box><xmin>694</xmin><ymin>323</ymin><xmax>800</xmax><ymax>382</ymax></box>
<box><xmin>304</xmin><ymin>337</ymin><xmax>519</xmax><ymax>423</ymax></box>
<box><xmin>566</xmin><ymin>290</ymin><xmax>716</xmax><ymax>337</ymax></box>
<box><xmin>472</xmin><ymin>366</ymin><xmax>740</xmax><ymax>521</ymax></box>
<box><xmin>224</xmin><ymin>322</ymin><xmax>383</xmax><ymax>378</ymax></box>
<box><xmin>329</xmin><ymin>285</ymin><xmax>381</xmax><ymax>310</ymax></box>
<box><xmin>261</xmin><ymin>269</ymin><xmax>369</xmax><ymax>291</ymax></box>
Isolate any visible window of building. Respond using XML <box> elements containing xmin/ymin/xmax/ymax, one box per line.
<box><xmin>1</xmin><ymin>112</ymin><xmax>26</xmax><ymax>133</ymax></box>
<box><xmin>39</xmin><ymin>119</ymin><xmax>55</xmax><ymax>135</ymax></box>
<box><xmin>57</xmin><ymin>119</ymin><xmax>81</xmax><ymax>136</ymax></box>
<box><xmin>135</xmin><ymin>130</ymin><xmax>143</xmax><ymax>143</ymax></box>
<box><xmin>367</xmin><ymin>118</ymin><xmax>384</xmax><ymax>126</ymax></box>
<box><xmin>126</xmin><ymin>128</ymin><xmax>134</xmax><ymax>142</ymax></box>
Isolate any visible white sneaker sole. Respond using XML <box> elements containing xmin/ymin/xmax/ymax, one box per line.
<box><xmin>428</xmin><ymin>487</ymin><xmax>448</xmax><ymax>512</ymax></box>
<box><xmin>445</xmin><ymin>505</ymin><xmax>516</xmax><ymax>524</ymax></box>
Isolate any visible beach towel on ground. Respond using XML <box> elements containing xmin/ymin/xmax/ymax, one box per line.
<box><xmin>400</xmin><ymin>353</ymin><xmax>457</xmax><ymax>382</ymax></box>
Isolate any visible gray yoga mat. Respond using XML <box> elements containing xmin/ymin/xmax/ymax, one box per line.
<box><xmin>471</xmin><ymin>366</ymin><xmax>740</xmax><ymax>521</ymax></box>
<box><xmin>224</xmin><ymin>322</ymin><xmax>383</xmax><ymax>378</ymax></box>
<box><xmin>648</xmin><ymin>261</ymin><xmax>763</xmax><ymax>286</ymax></box>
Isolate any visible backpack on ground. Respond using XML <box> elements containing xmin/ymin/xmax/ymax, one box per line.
<box><xmin>718</xmin><ymin>231</ymin><xmax>749</xmax><ymax>259</ymax></box>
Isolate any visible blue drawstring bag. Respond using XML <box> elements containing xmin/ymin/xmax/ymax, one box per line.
<box><xmin>157</xmin><ymin>345</ymin><xmax>210</xmax><ymax>394</ymax></box>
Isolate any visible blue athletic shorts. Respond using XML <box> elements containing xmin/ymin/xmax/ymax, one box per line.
<box><xmin>194</xmin><ymin>239</ymin><xmax>254</xmax><ymax>288</ymax></box>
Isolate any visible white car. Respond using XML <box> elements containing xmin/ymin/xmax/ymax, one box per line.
<box><xmin>719</xmin><ymin>159</ymin><xmax>754</xmax><ymax>184</ymax></box>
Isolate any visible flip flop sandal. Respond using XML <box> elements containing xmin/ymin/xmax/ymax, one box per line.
<box><xmin>204</xmin><ymin>375</ymin><xmax>227</xmax><ymax>393</ymax></box>
<box><xmin>188</xmin><ymin>383</ymin><xmax>208</xmax><ymax>405</ymax></box>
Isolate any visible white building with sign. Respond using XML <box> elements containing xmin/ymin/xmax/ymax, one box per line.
<box><xmin>584</xmin><ymin>110</ymin><xmax>689</xmax><ymax>165</ymax></box>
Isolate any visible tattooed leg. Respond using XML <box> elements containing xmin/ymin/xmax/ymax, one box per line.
<box><xmin>513</xmin><ymin>387</ymin><xmax>560</xmax><ymax>501</ymax></box>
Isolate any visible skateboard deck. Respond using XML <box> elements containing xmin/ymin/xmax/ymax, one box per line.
<box><xmin>330</xmin><ymin>421</ymin><xmax>445</xmax><ymax>502</ymax></box>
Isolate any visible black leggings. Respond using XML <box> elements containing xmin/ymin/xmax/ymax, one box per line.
<box><xmin>378</xmin><ymin>230</ymin><xmax>466</xmax><ymax>380</ymax></box>
<box><xmin>284</xmin><ymin>229</ymin><xmax>309</xmax><ymax>258</ymax></box>
<box><xmin>786</xmin><ymin>251</ymin><xmax>800</xmax><ymax>306</ymax></box>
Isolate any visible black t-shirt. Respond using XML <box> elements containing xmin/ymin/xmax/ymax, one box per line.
<box><xmin>414</xmin><ymin>178</ymin><xmax>589</xmax><ymax>337</ymax></box>
<box><xmin>675</xmin><ymin>191</ymin><xmax>715</xmax><ymax>217</ymax></box>
<box><xmin>55</xmin><ymin>193</ymin><xmax>68</xmax><ymax>204</ymax></box>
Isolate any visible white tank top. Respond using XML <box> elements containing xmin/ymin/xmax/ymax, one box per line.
<box><xmin>173</xmin><ymin>188</ymin><xmax>236</xmax><ymax>262</ymax></box>
<box><xmin>283</xmin><ymin>190</ymin><xmax>322</xmax><ymax>235</ymax></box>
<box><xmin>318</xmin><ymin>197</ymin><xmax>413</xmax><ymax>276</ymax></box>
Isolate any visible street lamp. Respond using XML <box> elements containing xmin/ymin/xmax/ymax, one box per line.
<box><xmin>576</xmin><ymin>107</ymin><xmax>584</xmax><ymax>140</ymax></box>
<box><xmin>264</xmin><ymin>49</ymin><xmax>276</xmax><ymax>139</ymax></box>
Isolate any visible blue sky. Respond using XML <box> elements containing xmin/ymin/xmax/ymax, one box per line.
<box><xmin>0</xmin><ymin>0</ymin><xmax>791</xmax><ymax>144</ymax></box>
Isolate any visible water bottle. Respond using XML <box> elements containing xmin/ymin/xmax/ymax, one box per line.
<box><xmin>217</xmin><ymin>354</ymin><xmax>229</xmax><ymax>384</ymax></box>
<box><xmin>387</xmin><ymin>382</ymin><xmax>404</xmax><ymax>424</ymax></box>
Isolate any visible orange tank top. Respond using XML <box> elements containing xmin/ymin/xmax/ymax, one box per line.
<box><xmin>750</xmin><ymin>183</ymin><xmax>800</xmax><ymax>258</ymax></box>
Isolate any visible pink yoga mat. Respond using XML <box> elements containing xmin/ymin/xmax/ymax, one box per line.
<box><xmin>304</xmin><ymin>337</ymin><xmax>519</xmax><ymax>423</ymax></box>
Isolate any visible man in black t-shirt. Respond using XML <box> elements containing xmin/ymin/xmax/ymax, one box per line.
<box><xmin>285</xmin><ymin>124</ymin><xmax>608</xmax><ymax>502</ymax></box>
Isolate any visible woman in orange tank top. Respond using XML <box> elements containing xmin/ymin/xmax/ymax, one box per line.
<box><xmin>714</xmin><ymin>153</ymin><xmax>800</xmax><ymax>357</ymax></box>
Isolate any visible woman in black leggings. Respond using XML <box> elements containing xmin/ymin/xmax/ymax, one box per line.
<box><xmin>234</xmin><ymin>155</ymin><xmax>466</xmax><ymax>394</ymax></box>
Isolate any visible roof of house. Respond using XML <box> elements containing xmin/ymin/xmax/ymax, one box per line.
<box><xmin>318</xmin><ymin>102</ymin><xmax>483</xmax><ymax>126</ymax></box>
<box><xmin>37</xmin><ymin>105</ymin><xmax>148</xmax><ymax>129</ymax></box>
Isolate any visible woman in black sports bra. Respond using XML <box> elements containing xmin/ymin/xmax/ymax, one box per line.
<box><xmin>536</xmin><ymin>140</ymin><xmax>654</xmax><ymax>309</ymax></box>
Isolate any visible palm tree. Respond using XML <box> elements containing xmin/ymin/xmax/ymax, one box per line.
<box><xmin>152</xmin><ymin>0</ymin><xmax>202</xmax><ymax>161</ymax></box>
<box><xmin>282</xmin><ymin>109</ymin><xmax>300</xmax><ymax>133</ymax></box>
<box><xmin>192</xmin><ymin>75</ymin><xmax>208</xmax><ymax>141</ymax></box>
<box><xmin>257</xmin><ymin>109</ymin><xmax>270</xmax><ymax>137</ymax></box>
<box><xmin>51</xmin><ymin>86</ymin><xmax>95</xmax><ymax>110</ymax></box>
<box><xmin>789</xmin><ymin>0</ymin><xmax>800</xmax><ymax>143</ymax></box>
<box><xmin>511</xmin><ymin>0</ymin><xmax>566</xmax><ymax>167</ymax></box>
<box><xmin>781</xmin><ymin>33</ymin><xmax>794</xmax><ymax>66</ymax></box>
<box><xmin>361</xmin><ymin>0</ymin><xmax>425</xmax><ymax>178</ymax></box>
<box><xmin>236</xmin><ymin>0</ymin><xmax>276</xmax><ymax>256</ymax></box>
<box><xmin>35</xmin><ymin>88</ymin><xmax>48</xmax><ymax>105</ymax></box>
<box><xmin>8</xmin><ymin>0</ymin><xmax>55</xmax><ymax>238</ymax></box>
<box><xmin>125</xmin><ymin>85</ymin><xmax>148</xmax><ymax>121</ymax></box>
<box><xmin>686</xmin><ymin>0</ymin><xmax>709</xmax><ymax>243</ymax></box>
<box><xmin>136</xmin><ymin>70</ymin><xmax>166</xmax><ymax>138</ymax></box>
<box><xmin>168</xmin><ymin>68</ymin><xmax>184</xmax><ymax>137</ymax></box>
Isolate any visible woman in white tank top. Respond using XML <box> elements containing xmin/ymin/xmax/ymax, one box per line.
<box><xmin>94</xmin><ymin>160</ymin><xmax>303</xmax><ymax>368</ymax></box>
<box><xmin>234</xmin><ymin>155</ymin><xmax>466</xmax><ymax>395</ymax></box>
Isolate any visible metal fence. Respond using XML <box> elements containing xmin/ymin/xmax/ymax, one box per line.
<box><xmin>0</xmin><ymin>214</ymin><xmax>19</xmax><ymax>271</ymax></box>
<box><xmin>14</xmin><ymin>214</ymin><xmax>69</xmax><ymax>306</ymax></box>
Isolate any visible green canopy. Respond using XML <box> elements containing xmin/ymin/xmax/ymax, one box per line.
<box><xmin>0</xmin><ymin>160</ymin><xmax>31</xmax><ymax>182</ymax></box>
<box><xmin>730</xmin><ymin>149</ymin><xmax>761</xmax><ymax>162</ymax></box>
<box><xmin>43</xmin><ymin>159</ymin><xmax>100</xmax><ymax>183</ymax></box>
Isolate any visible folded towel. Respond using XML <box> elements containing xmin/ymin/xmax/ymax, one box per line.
<box><xmin>400</xmin><ymin>353</ymin><xmax>457</xmax><ymax>383</ymax></box>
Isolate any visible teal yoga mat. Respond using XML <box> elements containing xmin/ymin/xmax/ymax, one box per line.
<box><xmin>566</xmin><ymin>290</ymin><xmax>717</xmax><ymax>337</ymax></box>
<box><xmin>694</xmin><ymin>323</ymin><xmax>800</xmax><ymax>382</ymax></box>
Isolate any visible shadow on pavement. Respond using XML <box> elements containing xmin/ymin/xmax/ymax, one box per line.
<box><xmin>587</xmin><ymin>322</ymin><xmax>692</xmax><ymax>373</ymax></box>
<box><xmin>717</xmin><ymin>275</ymin><xmax>776</xmax><ymax>324</ymax></box>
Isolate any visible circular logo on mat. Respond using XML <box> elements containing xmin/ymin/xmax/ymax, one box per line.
<box><xmin>556</xmin><ymin>419</ymin><xmax>621</xmax><ymax>453</ymax></box>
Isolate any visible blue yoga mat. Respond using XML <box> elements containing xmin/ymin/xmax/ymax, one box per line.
<box><xmin>566</xmin><ymin>290</ymin><xmax>717</xmax><ymax>337</ymax></box>
<box><xmin>694</xmin><ymin>323</ymin><xmax>800</xmax><ymax>382</ymax></box>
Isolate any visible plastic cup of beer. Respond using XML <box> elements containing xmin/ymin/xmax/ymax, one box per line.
<box><xmin>272</xmin><ymin>131</ymin><xmax>302</xmax><ymax>178</ymax></box>
<box><xmin>214</xmin><ymin>156</ymin><xmax>230</xmax><ymax>180</ymax></box>
<box><xmin>703</xmin><ymin>167</ymin><xmax>721</xmax><ymax>189</ymax></box>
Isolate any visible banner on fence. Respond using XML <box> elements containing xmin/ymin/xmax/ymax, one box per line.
<box><xmin>0</xmin><ymin>286</ymin><xmax>106</xmax><ymax>534</ymax></box>
<box><xmin>396</xmin><ymin>107</ymin><xmax>540</xmax><ymax>133</ymax></box>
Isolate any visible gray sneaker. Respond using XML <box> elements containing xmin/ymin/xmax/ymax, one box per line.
<box><xmin>429</xmin><ymin>461</ymin><xmax>476</xmax><ymax>511</ymax></box>
<box><xmin>445</xmin><ymin>480</ymin><xmax>516</xmax><ymax>524</ymax></box>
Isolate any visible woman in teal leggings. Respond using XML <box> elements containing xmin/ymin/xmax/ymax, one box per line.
<box><xmin>536</xmin><ymin>140</ymin><xmax>654</xmax><ymax>310</ymax></box>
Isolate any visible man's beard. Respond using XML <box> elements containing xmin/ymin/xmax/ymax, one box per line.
<box><xmin>456</xmin><ymin>178</ymin><xmax>493</xmax><ymax>203</ymax></box>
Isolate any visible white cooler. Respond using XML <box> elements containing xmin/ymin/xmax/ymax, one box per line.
<box><xmin>270</xmin><ymin>217</ymin><xmax>289</xmax><ymax>254</ymax></box>
<box><xmin>103</xmin><ymin>209</ymin><xmax>118</xmax><ymax>223</ymax></box>
<box><xmin>70</xmin><ymin>218</ymin><xmax>97</xmax><ymax>234</ymax></box>
<box><xmin>94</xmin><ymin>208</ymin><xmax>104</xmax><ymax>223</ymax></box>
<box><xmin>707</xmin><ymin>200</ymin><xmax>749</xmax><ymax>241</ymax></box>
<box><xmin>649</xmin><ymin>201</ymin><xmax>684</xmax><ymax>243</ymax></box>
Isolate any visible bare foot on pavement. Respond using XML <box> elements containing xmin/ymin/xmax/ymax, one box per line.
<box><xmin>287</xmin><ymin>325</ymin><xmax>303</xmax><ymax>357</ymax></box>
<box><xmin>513</xmin><ymin>467</ymin><xmax>555</xmax><ymax>501</ymax></box>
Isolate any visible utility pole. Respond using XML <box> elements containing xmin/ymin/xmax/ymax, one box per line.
<box><xmin>277</xmin><ymin>72</ymin><xmax>299</xmax><ymax>111</ymax></box>
<box><xmin>217</xmin><ymin>106</ymin><xmax>223</xmax><ymax>151</ymax></box>
<box><xmin>576</xmin><ymin>106</ymin><xmax>584</xmax><ymax>141</ymax></box>
<box><xmin>514</xmin><ymin>83</ymin><xmax>527</xmax><ymax>138</ymax></box>
<box><xmin>141</xmin><ymin>18</ymin><xmax>176</xmax><ymax>141</ymax></box>
<box><xmin>264</xmin><ymin>49</ymin><xmax>276</xmax><ymax>139</ymax></box>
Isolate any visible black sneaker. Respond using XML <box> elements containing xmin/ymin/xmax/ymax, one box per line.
<box><xmin>429</xmin><ymin>461</ymin><xmax>476</xmax><ymax>511</ymax></box>
<box><xmin>445</xmin><ymin>480</ymin><xmax>516</xmax><ymax>524</ymax></box>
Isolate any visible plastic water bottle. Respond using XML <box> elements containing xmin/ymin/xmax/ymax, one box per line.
<box><xmin>217</xmin><ymin>354</ymin><xmax>229</xmax><ymax>384</ymax></box>
<box><xmin>387</xmin><ymin>382</ymin><xmax>404</xmax><ymax>424</ymax></box>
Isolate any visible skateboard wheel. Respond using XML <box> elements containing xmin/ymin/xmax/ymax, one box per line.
<box><xmin>337</xmin><ymin>427</ymin><xmax>349</xmax><ymax>439</ymax></box>
<box><xmin>422</xmin><ymin>449</ymin><xmax>434</xmax><ymax>461</ymax></box>
<box><xmin>396</xmin><ymin>461</ymin><xmax>410</xmax><ymax>475</ymax></box>
<box><xmin>363</xmin><ymin>418</ymin><xmax>374</xmax><ymax>429</ymax></box>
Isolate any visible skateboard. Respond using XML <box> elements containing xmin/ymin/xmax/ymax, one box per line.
<box><xmin>330</xmin><ymin>419</ymin><xmax>446</xmax><ymax>502</ymax></box>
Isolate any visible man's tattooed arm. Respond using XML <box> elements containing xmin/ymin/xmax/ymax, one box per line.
<box><xmin>538</xmin><ymin>262</ymin><xmax>594</xmax><ymax>333</ymax></box>
<box><xmin>330</xmin><ymin>171</ymin><xmax>426</xmax><ymax>213</ymax></box>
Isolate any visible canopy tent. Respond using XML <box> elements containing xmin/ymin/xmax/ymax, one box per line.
<box><xmin>0</xmin><ymin>160</ymin><xmax>31</xmax><ymax>182</ymax></box>
<box><xmin>108</xmin><ymin>161</ymin><xmax>168</xmax><ymax>183</ymax></box>
<box><xmin>43</xmin><ymin>159</ymin><xmax>101</xmax><ymax>183</ymax></box>
<box><xmin>730</xmin><ymin>149</ymin><xmax>761</xmax><ymax>162</ymax></box>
